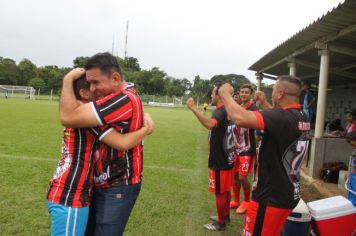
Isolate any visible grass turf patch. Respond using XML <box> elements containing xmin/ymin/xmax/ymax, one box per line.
<box><xmin>0</xmin><ymin>99</ymin><xmax>244</xmax><ymax>235</ymax></box>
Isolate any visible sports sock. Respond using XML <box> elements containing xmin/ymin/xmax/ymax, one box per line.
<box><xmin>243</xmin><ymin>189</ymin><xmax>251</xmax><ymax>202</ymax></box>
<box><xmin>224</xmin><ymin>191</ymin><xmax>231</xmax><ymax>217</ymax></box>
<box><xmin>233</xmin><ymin>182</ymin><xmax>240</xmax><ymax>202</ymax></box>
<box><xmin>215</xmin><ymin>193</ymin><xmax>227</xmax><ymax>224</ymax></box>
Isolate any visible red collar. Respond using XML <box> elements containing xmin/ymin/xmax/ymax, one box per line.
<box><xmin>281</xmin><ymin>104</ymin><xmax>301</xmax><ymax>110</ymax></box>
<box><xmin>216</xmin><ymin>104</ymin><xmax>224</xmax><ymax>109</ymax></box>
<box><xmin>243</xmin><ymin>102</ymin><xmax>254</xmax><ymax>109</ymax></box>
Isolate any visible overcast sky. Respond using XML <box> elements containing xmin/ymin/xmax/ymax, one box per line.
<box><xmin>0</xmin><ymin>0</ymin><xmax>344</xmax><ymax>83</ymax></box>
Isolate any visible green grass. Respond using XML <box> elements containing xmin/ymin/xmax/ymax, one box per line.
<box><xmin>0</xmin><ymin>98</ymin><xmax>244</xmax><ymax>236</ymax></box>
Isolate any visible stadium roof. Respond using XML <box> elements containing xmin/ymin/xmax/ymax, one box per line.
<box><xmin>249</xmin><ymin>0</ymin><xmax>356</xmax><ymax>87</ymax></box>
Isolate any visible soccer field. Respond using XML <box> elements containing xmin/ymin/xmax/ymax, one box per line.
<box><xmin>0</xmin><ymin>98</ymin><xmax>245</xmax><ymax>236</ymax></box>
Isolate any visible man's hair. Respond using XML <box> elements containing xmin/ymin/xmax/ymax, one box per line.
<box><xmin>303</xmin><ymin>81</ymin><xmax>312</xmax><ymax>86</ymax></box>
<box><xmin>346</xmin><ymin>131</ymin><xmax>356</xmax><ymax>143</ymax></box>
<box><xmin>277</xmin><ymin>75</ymin><xmax>302</xmax><ymax>96</ymax></box>
<box><xmin>73</xmin><ymin>74</ymin><xmax>90</xmax><ymax>100</ymax></box>
<box><xmin>346</xmin><ymin>109</ymin><xmax>356</xmax><ymax>118</ymax></box>
<box><xmin>277</xmin><ymin>75</ymin><xmax>302</xmax><ymax>88</ymax></box>
<box><xmin>214</xmin><ymin>81</ymin><xmax>231</xmax><ymax>95</ymax></box>
<box><xmin>85</xmin><ymin>52</ymin><xmax>122</xmax><ymax>75</ymax></box>
<box><xmin>240</xmin><ymin>84</ymin><xmax>254</xmax><ymax>93</ymax></box>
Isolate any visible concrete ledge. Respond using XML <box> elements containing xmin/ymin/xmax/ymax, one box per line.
<box><xmin>309</xmin><ymin>137</ymin><xmax>352</xmax><ymax>177</ymax></box>
<box><xmin>301</xmin><ymin>168</ymin><xmax>347</xmax><ymax>197</ymax></box>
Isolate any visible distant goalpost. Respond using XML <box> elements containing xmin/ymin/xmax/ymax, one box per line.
<box><xmin>147</xmin><ymin>96</ymin><xmax>184</xmax><ymax>107</ymax></box>
<box><xmin>0</xmin><ymin>85</ymin><xmax>36</xmax><ymax>99</ymax></box>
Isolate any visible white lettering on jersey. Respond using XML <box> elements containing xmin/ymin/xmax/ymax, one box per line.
<box><xmin>236</xmin><ymin>128</ymin><xmax>251</xmax><ymax>154</ymax></box>
<box><xmin>226</xmin><ymin>123</ymin><xmax>237</xmax><ymax>165</ymax></box>
<box><xmin>241</xmin><ymin>163</ymin><xmax>249</xmax><ymax>172</ymax></box>
<box><xmin>283</xmin><ymin>138</ymin><xmax>310</xmax><ymax>200</ymax></box>
<box><xmin>94</xmin><ymin>166</ymin><xmax>111</xmax><ymax>184</ymax></box>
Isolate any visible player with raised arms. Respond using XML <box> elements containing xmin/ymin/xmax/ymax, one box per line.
<box><xmin>218</xmin><ymin>75</ymin><xmax>310</xmax><ymax>236</ymax></box>
<box><xmin>186</xmin><ymin>82</ymin><xmax>234</xmax><ymax>231</ymax></box>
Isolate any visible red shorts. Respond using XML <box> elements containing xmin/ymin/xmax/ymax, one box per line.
<box><xmin>234</xmin><ymin>155</ymin><xmax>254</xmax><ymax>176</ymax></box>
<box><xmin>209</xmin><ymin>169</ymin><xmax>234</xmax><ymax>194</ymax></box>
<box><xmin>243</xmin><ymin>200</ymin><xmax>292</xmax><ymax>236</ymax></box>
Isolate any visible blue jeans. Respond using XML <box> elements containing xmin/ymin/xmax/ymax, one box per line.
<box><xmin>86</xmin><ymin>183</ymin><xmax>141</xmax><ymax>236</ymax></box>
<box><xmin>47</xmin><ymin>201</ymin><xmax>89</xmax><ymax>236</ymax></box>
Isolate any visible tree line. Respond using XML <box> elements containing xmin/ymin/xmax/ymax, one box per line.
<box><xmin>0</xmin><ymin>55</ymin><xmax>252</xmax><ymax>100</ymax></box>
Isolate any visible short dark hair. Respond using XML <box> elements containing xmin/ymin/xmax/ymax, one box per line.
<box><xmin>233</xmin><ymin>91</ymin><xmax>240</xmax><ymax>96</ymax></box>
<box><xmin>303</xmin><ymin>81</ymin><xmax>312</xmax><ymax>86</ymax></box>
<box><xmin>240</xmin><ymin>84</ymin><xmax>254</xmax><ymax>93</ymax></box>
<box><xmin>73</xmin><ymin>74</ymin><xmax>90</xmax><ymax>100</ymax></box>
<box><xmin>277</xmin><ymin>75</ymin><xmax>302</xmax><ymax>89</ymax></box>
<box><xmin>85</xmin><ymin>52</ymin><xmax>122</xmax><ymax>75</ymax></box>
<box><xmin>214</xmin><ymin>81</ymin><xmax>231</xmax><ymax>95</ymax></box>
<box><xmin>345</xmin><ymin>109</ymin><xmax>356</xmax><ymax>118</ymax></box>
<box><xmin>346</xmin><ymin>131</ymin><xmax>356</xmax><ymax>143</ymax></box>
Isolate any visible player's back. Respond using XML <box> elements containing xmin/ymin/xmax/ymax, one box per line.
<box><xmin>47</xmin><ymin>127</ymin><xmax>97</xmax><ymax>208</ymax></box>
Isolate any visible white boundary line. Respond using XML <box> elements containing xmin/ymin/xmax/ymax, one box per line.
<box><xmin>0</xmin><ymin>153</ymin><xmax>192</xmax><ymax>172</ymax></box>
<box><xmin>0</xmin><ymin>153</ymin><xmax>56</xmax><ymax>162</ymax></box>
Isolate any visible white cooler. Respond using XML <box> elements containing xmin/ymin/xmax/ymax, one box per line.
<box><xmin>307</xmin><ymin>196</ymin><xmax>356</xmax><ymax>236</ymax></box>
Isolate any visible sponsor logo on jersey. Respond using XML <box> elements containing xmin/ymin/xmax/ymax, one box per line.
<box><xmin>94</xmin><ymin>166</ymin><xmax>111</xmax><ymax>184</ymax></box>
<box><xmin>298</xmin><ymin>121</ymin><xmax>311</xmax><ymax>131</ymax></box>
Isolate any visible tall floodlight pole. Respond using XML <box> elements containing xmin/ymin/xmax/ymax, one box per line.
<box><xmin>111</xmin><ymin>34</ymin><xmax>115</xmax><ymax>55</ymax></box>
<box><xmin>124</xmin><ymin>21</ymin><xmax>129</xmax><ymax>59</ymax></box>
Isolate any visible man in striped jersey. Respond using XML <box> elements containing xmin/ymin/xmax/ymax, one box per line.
<box><xmin>47</xmin><ymin>74</ymin><xmax>153</xmax><ymax>236</ymax></box>
<box><xmin>59</xmin><ymin>52</ymin><xmax>145</xmax><ymax>236</ymax></box>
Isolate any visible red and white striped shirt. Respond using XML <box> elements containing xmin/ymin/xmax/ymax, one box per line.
<box><xmin>46</xmin><ymin>127</ymin><xmax>108</xmax><ymax>207</ymax></box>
<box><xmin>90</xmin><ymin>86</ymin><xmax>143</xmax><ymax>188</ymax></box>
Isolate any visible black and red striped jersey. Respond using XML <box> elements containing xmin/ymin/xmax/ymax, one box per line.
<box><xmin>252</xmin><ymin>104</ymin><xmax>311</xmax><ymax>209</ymax></box>
<box><xmin>46</xmin><ymin>126</ymin><xmax>109</xmax><ymax>207</ymax></box>
<box><xmin>90</xmin><ymin>85</ymin><xmax>143</xmax><ymax>188</ymax></box>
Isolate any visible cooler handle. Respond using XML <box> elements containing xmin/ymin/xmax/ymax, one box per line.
<box><xmin>345</xmin><ymin>178</ymin><xmax>356</xmax><ymax>195</ymax></box>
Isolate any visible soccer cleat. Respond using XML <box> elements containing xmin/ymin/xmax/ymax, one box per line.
<box><xmin>203</xmin><ymin>221</ymin><xmax>226</xmax><ymax>231</ymax></box>
<box><xmin>229</xmin><ymin>200</ymin><xmax>239</xmax><ymax>208</ymax></box>
<box><xmin>236</xmin><ymin>201</ymin><xmax>249</xmax><ymax>214</ymax></box>
<box><xmin>209</xmin><ymin>214</ymin><xmax>231</xmax><ymax>224</ymax></box>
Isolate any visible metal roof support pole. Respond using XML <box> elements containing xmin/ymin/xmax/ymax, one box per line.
<box><xmin>315</xmin><ymin>49</ymin><xmax>330</xmax><ymax>138</ymax></box>
<box><xmin>255</xmin><ymin>73</ymin><xmax>263</xmax><ymax>91</ymax></box>
<box><xmin>288</xmin><ymin>59</ymin><xmax>296</xmax><ymax>76</ymax></box>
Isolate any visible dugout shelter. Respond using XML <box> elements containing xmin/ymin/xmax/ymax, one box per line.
<box><xmin>249</xmin><ymin>0</ymin><xmax>356</xmax><ymax>177</ymax></box>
